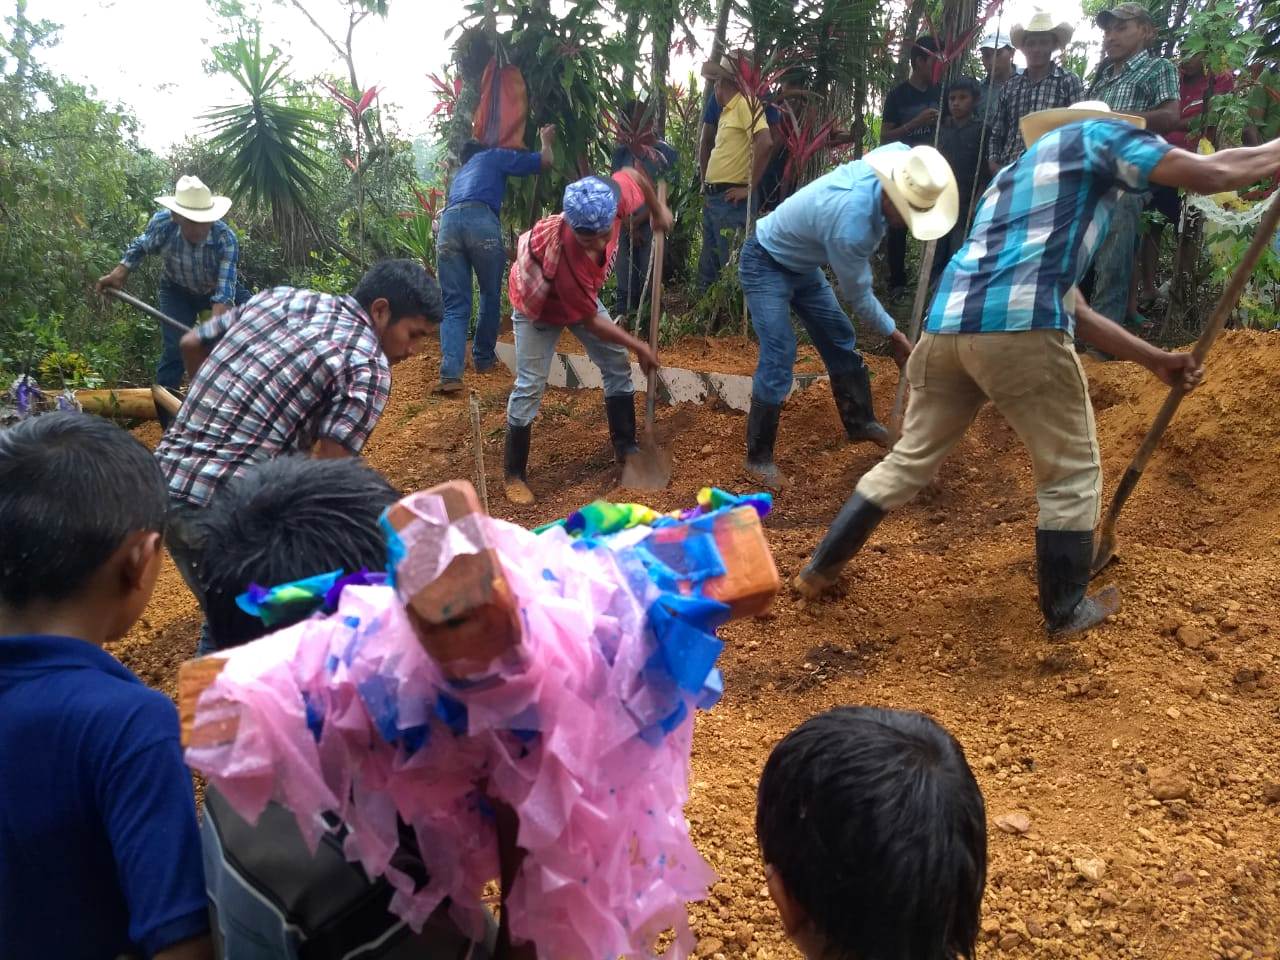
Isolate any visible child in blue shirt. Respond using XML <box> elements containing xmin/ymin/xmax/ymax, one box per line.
<box><xmin>0</xmin><ymin>413</ymin><xmax>210</xmax><ymax>959</ymax></box>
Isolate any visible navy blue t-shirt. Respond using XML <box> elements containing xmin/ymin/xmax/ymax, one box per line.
<box><xmin>0</xmin><ymin>635</ymin><xmax>209</xmax><ymax>958</ymax></box>
<box><xmin>445</xmin><ymin>148</ymin><xmax>543</xmax><ymax>216</ymax></box>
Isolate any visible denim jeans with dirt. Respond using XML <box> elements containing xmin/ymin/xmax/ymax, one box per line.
<box><xmin>697</xmin><ymin>189</ymin><xmax>756</xmax><ymax>291</ymax></box>
<box><xmin>1090</xmin><ymin>191</ymin><xmax>1143</xmax><ymax>328</ymax></box>
<box><xmin>437</xmin><ymin>202</ymin><xmax>507</xmax><ymax>381</ymax></box>
<box><xmin>505</xmin><ymin>305</ymin><xmax>634</xmax><ymax>428</ymax></box>
<box><xmin>738</xmin><ymin>235</ymin><xmax>867</xmax><ymax>407</ymax></box>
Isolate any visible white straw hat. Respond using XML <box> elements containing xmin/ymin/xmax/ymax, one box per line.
<box><xmin>865</xmin><ymin>145</ymin><xmax>960</xmax><ymax>241</ymax></box>
<box><xmin>1020</xmin><ymin>100</ymin><xmax>1146</xmax><ymax>147</ymax></box>
<box><xmin>155</xmin><ymin>175</ymin><xmax>232</xmax><ymax>223</ymax></box>
<box><xmin>1011</xmin><ymin>12</ymin><xmax>1075</xmax><ymax>51</ymax></box>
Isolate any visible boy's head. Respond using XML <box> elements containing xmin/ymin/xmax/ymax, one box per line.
<box><xmin>909</xmin><ymin>35</ymin><xmax>939</xmax><ymax>76</ymax></box>
<box><xmin>948</xmin><ymin>77</ymin><xmax>981</xmax><ymax>120</ymax></box>
<box><xmin>198</xmin><ymin>456</ymin><xmax>399</xmax><ymax>650</ymax></box>
<box><xmin>353</xmin><ymin>259</ymin><xmax>443</xmax><ymax>365</ymax></box>
<box><xmin>757</xmin><ymin>707</ymin><xmax>987</xmax><ymax>960</ymax></box>
<box><xmin>0</xmin><ymin>413</ymin><xmax>166</xmax><ymax>642</ymax></box>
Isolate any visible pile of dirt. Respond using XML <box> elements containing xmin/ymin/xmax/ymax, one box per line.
<box><xmin>112</xmin><ymin>329</ymin><xmax>1280</xmax><ymax>959</ymax></box>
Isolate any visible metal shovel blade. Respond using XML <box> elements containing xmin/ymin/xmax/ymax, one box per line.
<box><xmin>1090</xmin><ymin>528</ymin><xmax>1118</xmax><ymax>578</ymax></box>
<box><xmin>620</xmin><ymin>434</ymin><xmax>672</xmax><ymax>491</ymax></box>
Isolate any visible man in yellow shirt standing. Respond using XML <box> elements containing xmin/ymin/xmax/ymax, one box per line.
<box><xmin>698</xmin><ymin>52</ymin><xmax>773</xmax><ymax>293</ymax></box>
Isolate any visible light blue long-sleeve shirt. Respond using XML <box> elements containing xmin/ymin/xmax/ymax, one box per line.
<box><xmin>753</xmin><ymin>143</ymin><xmax>905</xmax><ymax>337</ymax></box>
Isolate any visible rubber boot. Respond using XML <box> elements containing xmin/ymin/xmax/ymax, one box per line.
<box><xmin>1036</xmin><ymin>529</ymin><xmax>1121</xmax><ymax>636</ymax></box>
<box><xmin>830</xmin><ymin>365</ymin><xmax>891</xmax><ymax>448</ymax></box>
<box><xmin>793</xmin><ymin>493</ymin><xmax>887</xmax><ymax>598</ymax></box>
<box><xmin>745</xmin><ymin>399</ymin><xmax>789</xmax><ymax>490</ymax></box>
<box><xmin>503</xmin><ymin>422</ymin><xmax>535</xmax><ymax>505</ymax></box>
<box><xmin>604</xmin><ymin>393</ymin><xmax>640</xmax><ymax>463</ymax></box>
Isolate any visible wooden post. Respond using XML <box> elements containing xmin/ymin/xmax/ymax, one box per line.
<box><xmin>469</xmin><ymin>390</ymin><xmax>489</xmax><ymax>515</ymax></box>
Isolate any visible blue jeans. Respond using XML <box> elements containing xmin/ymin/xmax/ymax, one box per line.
<box><xmin>739</xmin><ymin>235</ymin><xmax>866</xmax><ymax>406</ymax></box>
<box><xmin>164</xmin><ymin>498</ymin><xmax>214</xmax><ymax>655</ymax></box>
<box><xmin>157</xmin><ymin>280</ymin><xmax>249</xmax><ymax>428</ymax></box>
<box><xmin>505</xmin><ymin>305</ymin><xmax>634</xmax><ymax>428</ymax></box>
<box><xmin>697</xmin><ymin>189</ymin><xmax>755</xmax><ymax>291</ymax></box>
<box><xmin>1091</xmin><ymin>191</ymin><xmax>1143</xmax><ymax>326</ymax></box>
<box><xmin>615</xmin><ymin>223</ymin><xmax>653</xmax><ymax>317</ymax></box>
<box><xmin>437</xmin><ymin>203</ymin><xmax>506</xmax><ymax>380</ymax></box>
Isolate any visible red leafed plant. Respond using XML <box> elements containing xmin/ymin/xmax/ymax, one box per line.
<box><xmin>920</xmin><ymin>6</ymin><xmax>1005</xmax><ymax>86</ymax></box>
<box><xmin>778</xmin><ymin>105</ymin><xmax>840</xmax><ymax>192</ymax></box>
<box><xmin>428</xmin><ymin>71</ymin><xmax>463</xmax><ymax>118</ymax></box>
<box><xmin>602</xmin><ymin>101</ymin><xmax>662</xmax><ymax>164</ymax></box>
<box><xmin>323</xmin><ymin>80</ymin><xmax>381</xmax><ymax>255</ymax></box>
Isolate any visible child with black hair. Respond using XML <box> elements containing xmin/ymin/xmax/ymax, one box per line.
<box><xmin>0</xmin><ymin>413</ymin><xmax>211</xmax><ymax>959</ymax></box>
<box><xmin>932</xmin><ymin>76</ymin><xmax>991</xmax><ymax>283</ymax></box>
<box><xmin>194</xmin><ymin>455</ymin><xmax>493</xmax><ymax>958</ymax></box>
<box><xmin>757</xmin><ymin>706</ymin><xmax>987</xmax><ymax>960</ymax></box>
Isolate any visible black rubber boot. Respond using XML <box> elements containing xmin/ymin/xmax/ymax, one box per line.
<box><xmin>503</xmin><ymin>422</ymin><xmax>535</xmax><ymax>505</ymax></box>
<box><xmin>745</xmin><ymin>399</ymin><xmax>788</xmax><ymax>490</ymax></box>
<box><xmin>793</xmin><ymin>493</ymin><xmax>887</xmax><ymax>598</ymax></box>
<box><xmin>830</xmin><ymin>365</ymin><xmax>891</xmax><ymax>448</ymax></box>
<box><xmin>1036</xmin><ymin>529</ymin><xmax>1121</xmax><ymax>636</ymax></box>
<box><xmin>604</xmin><ymin>394</ymin><xmax>640</xmax><ymax>463</ymax></box>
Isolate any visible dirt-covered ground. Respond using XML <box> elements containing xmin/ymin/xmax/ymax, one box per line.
<box><xmin>116</xmin><ymin>329</ymin><xmax>1280</xmax><ymax>959</ymax></box>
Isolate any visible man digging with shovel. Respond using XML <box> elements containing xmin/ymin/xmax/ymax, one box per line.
<box><xmin>795</xmin><ymin>102</ymin><xmax>1280</xmax><ymax>636</ymax></box>
<box><xmin>740</xmin><ymin>143</ymin><xmax>952</xmax><ymax>489</ymax></box>
<box><xmin>503</xmin><ymin>170</ymin><xmax>673</xmax><ymax>505</ymax></box>
<box><xmin>96</xmin><ymin>176</ymin><xmax>247</xmax><ymax>428</ymax></box>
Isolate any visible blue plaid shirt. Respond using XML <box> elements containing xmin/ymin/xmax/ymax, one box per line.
<box><xmin>120</xmin><ymin>210</ymin><xmax>240</xmax><ymax>303</ymax></box>
<box><xmin>927</xmin><ymin>119</ymin><xmax>1172</xmax><ymax>337</ymax></box>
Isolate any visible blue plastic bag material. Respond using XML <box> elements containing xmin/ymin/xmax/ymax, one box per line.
<box><xmin>379</xmin><ymin>511</ymin><xmax>406</xmax><ymax>589</ymax></box>
<box><xmin>647</xmin><ymin>594</ymin><xmax>728</xmax><ymax>693</ymax></box>
<box><xmin>357</xmin><ymin>674</ymin><xmax>401</xmax><ymax>744</ymax></box>
<box><xmin>434</xmin><ymin>692</ymin><xmax>468</xmax><ymax>735</ymax></box>
<box><xmin>303</xmin><ymin>691</ymin><xmax>325</xmax><ymax>742</ymax></box>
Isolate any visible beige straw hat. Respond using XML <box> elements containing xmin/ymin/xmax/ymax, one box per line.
<box><xmin>865</xmin><ymin>145</ymin><xmax>960</xmax><ymax>241</ymax></box>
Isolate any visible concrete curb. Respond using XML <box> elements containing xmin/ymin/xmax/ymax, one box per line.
<box><xmin>494</xmin><ymin>342</ymin><xmax>827</xmax><ymax>413</ymax></box>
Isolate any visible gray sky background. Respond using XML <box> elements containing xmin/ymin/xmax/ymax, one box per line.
<box><xmin>29</xmin><ymin>0</ymin><xmax>1089</xmax><ymax>153</ymax></box>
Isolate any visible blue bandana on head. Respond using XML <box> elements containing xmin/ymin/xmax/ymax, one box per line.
<box><xmin>562</xmin><ymin>176</ymin><xmax>619</xmax><ymax>233</ymax></box>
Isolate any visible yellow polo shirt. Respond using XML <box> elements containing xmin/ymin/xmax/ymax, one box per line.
<box><xmin>705</xmin><ymin>93</ymin><xmax>770</xmax><ymax>186</ymax></box>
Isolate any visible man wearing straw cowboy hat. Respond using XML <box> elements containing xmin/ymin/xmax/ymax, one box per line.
<box><xmin>96</xmin><ymin>175</ymin><xmax>246</xmax><ymax>425</ymax></box>
<box><xmin>738</xmin><ymin>142</ymin><xmax>955</xmax><ymax>489</ymax></box>
<box><xmin>795</xmin><ymin>100</ymin><xmax>1280</xmax><ymax>635</ymax></box>
<box><xmin>988</xmin><ymin>11</ymin><xmax>1083</xmax><ymax>173</ymax></box>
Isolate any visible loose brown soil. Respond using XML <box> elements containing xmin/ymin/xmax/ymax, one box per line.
<box><xmin>112</xmin><ymin>330</ymin><xmax>1280</xmax><ymax>959</ymax></box>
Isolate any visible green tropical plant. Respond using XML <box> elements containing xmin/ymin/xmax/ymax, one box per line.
<box><xmin>202</xmin><ymin>33</ymin><xmax>326</xmax><ymax>249</ymax></box>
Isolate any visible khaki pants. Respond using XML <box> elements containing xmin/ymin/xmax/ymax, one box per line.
<box><xmin>857</xmin><ymin>330</ymin><xmax>1101</xmax><ymax>532</ymax></box>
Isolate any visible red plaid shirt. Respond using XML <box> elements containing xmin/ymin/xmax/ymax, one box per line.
<box><xmin>508</xmin><ymin>214</ymin><xmax>566</xmax><ymax>319</ymax></box>
<box><xmin>155</xmin><ymin>287</ymin><xmax>391</xmax><ymax>507</ymax></box>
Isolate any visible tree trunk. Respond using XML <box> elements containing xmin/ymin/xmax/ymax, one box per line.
<box><xmin>620</xmin><ymin>7</ymin><xmax>643</xmax><ymax>93</ymax></box>
<box><xmin>852</xmin><ymin>67</ymin><xmax>867</xmax><ymax>159</ymax></box>
<box><xmin>1163</xmin><ymin>0</ymin><xmax>1191</xmax><ymax>58</ymax></box>
<box><xmin>650</xmin><ymin>0</ymin><xmax>674</xmax><ymax>138</ymax></box>
<box><xmin>897</xmin><ymin>0</ymin><xmax>927</xmax><ymax>80</ymax></box>
<box><xmin>702</xmin><ymin>0</ymin><xmax>733</xmax><ymax>108</ymax></box>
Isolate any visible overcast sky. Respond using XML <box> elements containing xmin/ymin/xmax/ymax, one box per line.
<box><xmin>30</xmin><ymin>0</ymin><xmax>1089</xmax><ymax>153</ymax></box>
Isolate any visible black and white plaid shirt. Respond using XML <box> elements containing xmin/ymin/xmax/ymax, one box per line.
<box><xmin>156</xmin><ymin>287</ymin><xmax>391</xmax><ymax>507</ymax></box>
<box><xmin>988</xmin><ymin>64</ymin><xmax>1086</xmax><ymax>168</ymax></box>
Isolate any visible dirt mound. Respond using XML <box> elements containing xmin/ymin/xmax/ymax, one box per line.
<box><xmin>116</xmin><ymin>329</ymin><xmax>1280</xmax><ymax>959</ymax></box>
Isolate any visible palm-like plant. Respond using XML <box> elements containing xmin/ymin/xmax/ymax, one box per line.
<box><xmin>202</xmin><ymin>33</ymin><xmax>325</xmax><ymax>260</ymax></box>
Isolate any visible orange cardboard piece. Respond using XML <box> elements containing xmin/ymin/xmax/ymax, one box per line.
<box><xmin>649</xmin><ymin>506</ymin><xmax>780</xmax><ymax>619</ymax></box>
<box><xmin>178</xmin><ymin>654</ymin><xmax>231</xmax><ymax>749</ymax></box>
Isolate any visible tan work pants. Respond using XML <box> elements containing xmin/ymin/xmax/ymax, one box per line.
<box><xmin>857</xmin><ymin>329</ymin><xmax>1102</xmax><ymax>532</ymax></box>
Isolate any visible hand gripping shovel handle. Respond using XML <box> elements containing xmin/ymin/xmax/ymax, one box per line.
<box><xmin>1092</xmin><ymin>190</ymin><xmax>1280</xmax><ymax>574</ymax></box>
<box><xmin>103</xmin><ymin>288</ymin><xmax>192</xmax><ymax>336</ymax></box>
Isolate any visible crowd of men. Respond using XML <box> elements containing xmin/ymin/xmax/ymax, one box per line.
<box><xmin>4</xmin><ymin>5</ymin><xmax>1280</xmax><ymax>959</ymax></box>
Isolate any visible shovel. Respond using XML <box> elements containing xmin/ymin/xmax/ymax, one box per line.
<box><xmin>620</xmin><ymin>182</ymin><xmax>672</xmax><ymax>491</ymax></box>
<box><xmin>101</xmin><ymin>288</ymin><xmax>190</xmax><ymax>420</ymax></box>
<box><xmin>1091</xmin><ymin>190</ymin><xmax>1280</xmax><ymax>576</ymax></box>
